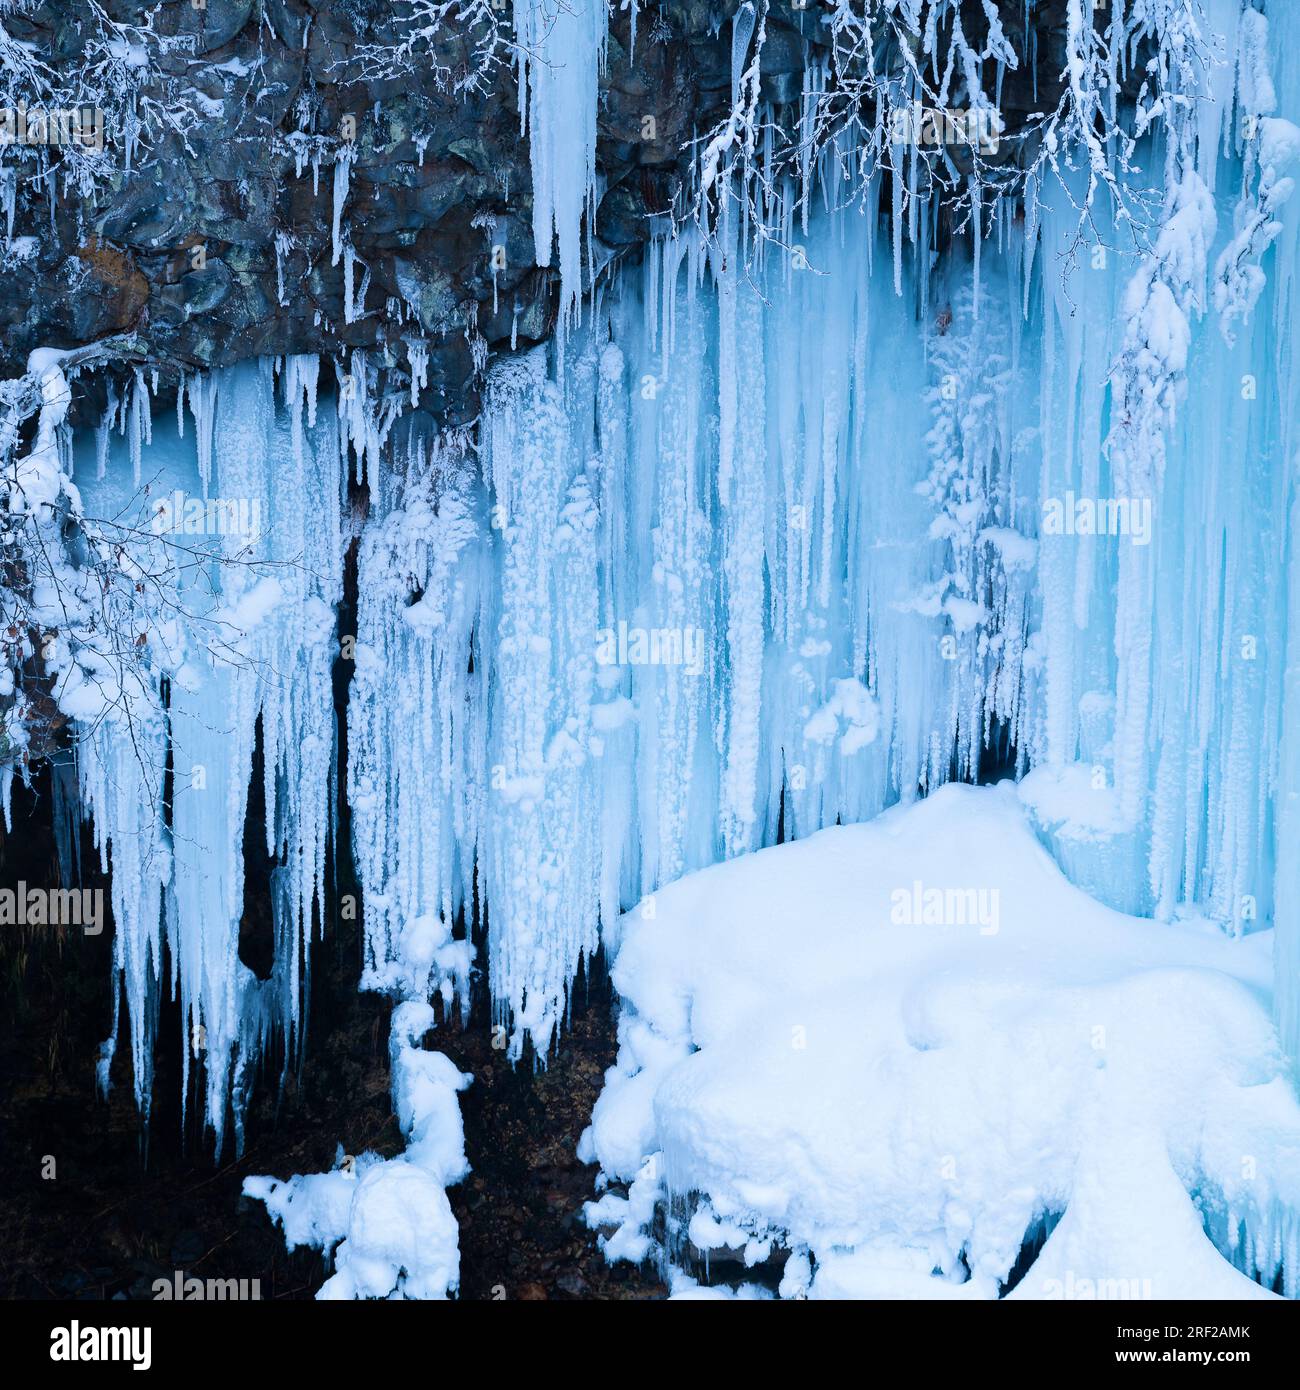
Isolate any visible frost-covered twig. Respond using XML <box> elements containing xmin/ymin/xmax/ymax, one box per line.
<box><xmin>338</xmin><ymin>0</ymin><xmax>517</xmax><ymax>96</ymax></box>
<box><xmin>0</xmin><ymin>340</ymin><xmax>296</xmax><ymax>801</ymax></box>
<box><xmin>689</xmin><ymin>0</ymin><xmax>1219</xmax><ymax>272</ymax></box>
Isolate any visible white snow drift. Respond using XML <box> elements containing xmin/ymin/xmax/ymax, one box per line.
<box><xmin>582</xmin><ymin>784</ymin><xmax>1300</xmax><ymax>1299</ymax></box>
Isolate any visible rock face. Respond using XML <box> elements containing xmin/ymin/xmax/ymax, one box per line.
<box><xmin>0</xmin><ymin>1</ymin><xmax>755</xmax><ymax>422</ymax></box>
<box><xmin>1</xmin><ymin>1</ymin><xmax>1078</xmax><ymax>426</ymax></box>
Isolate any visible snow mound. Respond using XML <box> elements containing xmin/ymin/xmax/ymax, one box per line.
<box><xmin>581</xmin><ymin>783</ymin><xmax>1300</xmax><ymax>1299</ymax></box>
<box><xmin>245</xmin><ymin>1002</ymin><xmax>471</xmax><ymax>1300</ymax></box>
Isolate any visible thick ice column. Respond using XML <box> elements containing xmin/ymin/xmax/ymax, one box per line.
<box><xmin>1261</xmin><ymin>0</ymin><xmax>1300</xmax><ymax>1063</ymax></box>
<box><xmin>166</xmin><ymin>363</ymin><xmax>280</xmax><ymax>1151</ymax></box>
<box><xmin>78</xmin><ymin>715</ymin><xmax>168</xmax><ymax>1115</ymax></box>
<box><xmin>715</xmin><ymin>243</ymin><xmax>766</xmax><ymax>859</ymax></box>
<box><xmin>513</xmin><ymin>0</ymin><xmax>607</xmax><ymax>329</ymax></box>
<box><xmin>1279</xmin><ymin>488</ymin><xmax>1300</xmax><ymax>1058</ymax></box>
<box><xmin>347</xmin><ymin>442</ymin><xmax>486</xmax><ymax>1005</ymax></box>
<box><xmin>169</xmin><ymin>662</ymin><xmax>261</xmax><ymax>1152</ymax></box>
<box><xmin>482</xmin><ymin>346</ymin><xmax>605</xmax><ymax>1058</ymax></box>
<box><xmin>72</xmin><ymin>357</ymin><xmax>345</xmax><ymax>1147</ymax></box>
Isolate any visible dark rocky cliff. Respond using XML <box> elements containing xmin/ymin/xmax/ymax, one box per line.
<box><xmin>1</xmin><ymin>1</ymin><xmax>753</xmax><ymax>419</ymax></box>
<box><xmin>1</xmin><ymin>1</ymin><xmax>1072</xmax><ymax>425</ymax></box>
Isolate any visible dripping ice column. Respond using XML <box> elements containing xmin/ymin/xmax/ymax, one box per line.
<box><xmin>482</xmin><ymin>350</ymin><xmax>604</xmax><ymax>1058</ymax></box>
<box><xmin>513</xmin><ymin>0</ymin><xmax>607</xmax><ymax>330</ymax></box>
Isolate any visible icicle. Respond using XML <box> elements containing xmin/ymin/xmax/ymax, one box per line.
<box><xmin>275</xmin><ymin>230</ymin><xmax>294</xmax><ymax>307</ymax></box>
<box><xmin>512</xmin><ymin>0</ymin><xmax>607</xmax><ymax>332</ymax></box>
<box><xmin>480</xmin><ymin>342</ymin><xmax>607</xmax><ymax>1058</ymax></box>
<box><xmin>347</xmin><ymin>430</ymin><xmax>484</xmax><ymax>1008</ymax></box>
<box><xmin>407</xmin><ymin>340</ymin><xmax>428</xmax><ymax>406</ymax></box>
<box><xmin>35</xmin><ymin>10</ymin><xmax>1300</xmax><ymax>1302</ymax></box>
<box><xmin>331</xmin><ymin>143</ymin><xmax>354</xmax><ymax>269</ymax></box>
<box><xmin>343</xmin><ymin>241</ymin><xmax>356</xmax><ymax>322</ymax></box>
<box><xmin>73</xmin><ymin>356</ymin><xmax>345</xmax><ymax>1152</ymax></box>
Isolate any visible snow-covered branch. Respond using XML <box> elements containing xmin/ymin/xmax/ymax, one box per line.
<box><xmin>339</xmin><ymin>0</ymin><xmax>516</xmax><ymax>96</ymax></box>
<box><xmin>689</xmin><ymin>0</ymin><xmax>1220</xmax><ymax>268</ymax></box>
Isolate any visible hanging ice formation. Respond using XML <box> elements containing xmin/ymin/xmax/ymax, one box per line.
<box><xmin>251</xmin><ymin>0</ymin><xmax>1300</xmax><ymax>1079</ymax></box>
<box><xmin>65</xmin><ymin>357</ymin><xmax>345</xmax><ymax>1154</ymax></box>
<box><xmin>11</xmin><ymin>0</ymin><xmax>1300</xmax><ymax>1298</ymax></box>
<box><xmin>513</xmin><ymin>0</ymin><xmax>608</xmax><ymax>329</ymax></box>
<box><xmin>438</xmin><ymin>1</ymin><xmax>1300</xmax><ymax>1068</ymax></box>
<box><xmin>348</xmin><ymin>433</ymin><xmax>485</xmax><ymax>1010</ymax></box>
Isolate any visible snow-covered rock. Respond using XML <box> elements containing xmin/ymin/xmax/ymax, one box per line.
<box><xmin>584</xmin><ymin>784</ymin><xmax>1300</xmax><ymax>1299</ymax></box>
